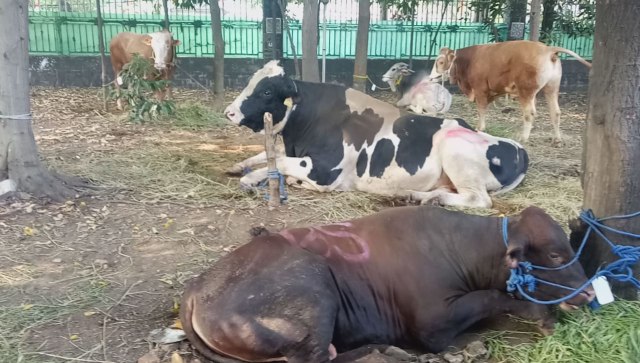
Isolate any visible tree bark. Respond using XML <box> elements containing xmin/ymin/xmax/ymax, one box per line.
<box><xmin>540</xmin><ymin>0</ymin><xmax>557</xmax><ymax>44</ymax></box>
<box><xmin>301</xmin><ymin>0</ymin><xmax>320</xmax><ymax>82</ymax></box>
<box><xmin>581</xmin><ymin>0</ymin><xmax>640</xmax><ymax>300</ymax></box>
<box><xmin>352</xmin><ymin>0</ymin><xmax>370</xmax><ymax>92</ymax></box>
<box><xmin>529</xmin><ymin>0</ymin><xmax>541</xmax><ymax>41</ymax></box>
<box><xmin>96</xmin><ymin>0</ymin><xmax>108</xmax><ymax>111</ymax></box>
<box><xmin>0</xmin><ymin>0</ymin><xmax>80</xmax><ymax>201</ymax></box>
<box><xmin>162</xmin><ymin>0</ymin><xmax>170</xmax><ymax>29</ymax></box>
<box><xmin>210</xmin><ymin>0</ymin><xmax>226</xmax><ymax>110</ymax></box>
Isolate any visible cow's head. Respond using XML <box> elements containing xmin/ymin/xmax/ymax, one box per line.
<box><xmin>224</xmin><ymin>60</ymin><xmax>298</xmax><ymax>133</ymax></box>
<box><xmin>429</xmin><ymin>47</ymin><xmax>455</xmax><ymax>82</ymax></box>
<box><xmin>143</xmin><ymin>30</ymin><xmax>181</xmax><ymax>71</ymax></box>
<box><xmin>504</xmin><ymin>206</ymin><xmax>595</xmax><ymax>311</ymax></box>
<box><xmin>381</xmin><ymin>62</ymin><xmax>414</xmax><ymax>92</ymax></box>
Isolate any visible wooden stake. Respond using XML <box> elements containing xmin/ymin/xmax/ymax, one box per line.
<box><xmin>95</xmin><ymin>0</ymin><xmax>108</xmax><ymax>112</ymax></box>
<box><xmin>263</xmin><ymin>112</ymin><xmax>281</xmax><ymax>209</ymax></box>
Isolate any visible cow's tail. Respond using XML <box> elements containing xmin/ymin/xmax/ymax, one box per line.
<box><xmin>549</xmin><ymin>46</ymin><xmax>592</xmax><ymax>68</ymax></box>
<box><xmin>179</xmin><ymin>296</ymin><xmax>244</xmax><ymax>363</ymax></box>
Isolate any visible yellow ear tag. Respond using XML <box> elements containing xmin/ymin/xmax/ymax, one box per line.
<box><xmin>283</xmin><ymin>98</ymin><xmax>293</xmax><ymax>108</ymax></box>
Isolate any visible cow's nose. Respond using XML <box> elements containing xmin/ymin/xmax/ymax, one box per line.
<box><xmin>580</xmin><ymin>286</ymin><xmax>596</xmax><ymax>302</ymax></box>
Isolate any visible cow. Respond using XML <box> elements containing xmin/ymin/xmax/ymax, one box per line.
<box><xmin>179</xmin><ymin>205</ymin><xmax>596</xmax><ymax>362</ymax></box>
<box><xmin>381</xmin><ymin>62</ymin><xmax>452</xmax><ymax>115</ymax></box>
<box><xmin>109</xmin><ymin>29</ymin><xmax>181</xmax><ymax>110</ymax></box>
<box><xmin>223</xmin><ymin>61</ymin><xmax>529</xmax><ymax>209</ymax></box>
<box><xmin>427</xmin><ymin>40</ymin><xmax>592</xmax><ymax>144</ymax></box>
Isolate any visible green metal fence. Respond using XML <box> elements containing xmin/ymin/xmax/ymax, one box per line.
<box><xmin>27</xmin><ymin>0</ymin><xmax>594</xmax><ymax>59</ymax></box>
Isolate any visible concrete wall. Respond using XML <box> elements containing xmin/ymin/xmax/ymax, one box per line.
<box><xmin>29</xmin><ymin>56</ymin><xmax>590</xmax><ymax>92</ymax></box>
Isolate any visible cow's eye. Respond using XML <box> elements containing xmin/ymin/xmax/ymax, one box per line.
<box><xmin>391</xmin><ymin>68</ymin><xmax>396</xmax><ymax>71</ymax></box>
<box><xmin>548</xmin><ymin>253</ymin><xmax>562</xmax><ymax>262</ymax></box>
<box><xmin>263</xmin><ymin>90</ymin><xmax>272</xmax><ymax>97</ymax></box>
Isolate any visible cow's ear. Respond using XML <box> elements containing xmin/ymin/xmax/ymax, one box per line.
<box><xmin>447</xmin><ymin>52</ymin><xmax>455</xmax><ymax>64</ymax></box>
<box><xmin>505</xmin><ymin>245</ymin><xmax>524</xmax><ymax>269</ymax></box>
<box><xmin>142</xmin><ymin>35</ymin><xmax>152</xmax><ymax>46</ymax></box>
<box><xmin>505</xmin><ymin>217</ymin><xmax>528</xmax><ymax>269</ymax></box>
<box><xmin>173</xmin><ymin>39</ymin><xmax>181</xmax><ymax>46</ymax></box>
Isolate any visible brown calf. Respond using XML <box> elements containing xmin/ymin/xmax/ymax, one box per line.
<box><xmin>109</xmin><ymin>29</ymin><xmax>181</xmax><ymax>110</ymax></box>
<box><xmin>429</xmin><ymin>40</ymin><xmax>592</xmax><ymax>144</ymax></box>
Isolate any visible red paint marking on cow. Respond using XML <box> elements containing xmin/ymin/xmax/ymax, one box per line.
<box><xmin>277</xmin><ymin>222</ymin><xmax>370</xmax><ymax>263</ymax></box>
<box><xmin>445</xmin><ymin>127</ymin><xmax>489</xmax><ymax>145</ymax></box>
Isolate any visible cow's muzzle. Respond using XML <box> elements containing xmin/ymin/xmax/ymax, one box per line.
<box><xmin>559</xmin><ymin>286</ymin><xmax>596</xmax><ymax>311</ymax></box>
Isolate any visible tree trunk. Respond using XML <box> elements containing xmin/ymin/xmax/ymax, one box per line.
<box><xmin>529</xmin><ymin>0</ymin><xmax>541</xmax><ymax>41</ymax></box>
<box><xmin>352</xmin><ymin>0</ymin><xmax>370</xmax><ymax>92</ymax></box>
<box><xmin>96</xmin><ymin>0</ymin><xmax>108</xmax><ymax>111</ymax></box>
<box><xmin>0</xmin><ymin>0</ymin><xmax>80</xmax><ymax>201</ymax></box>
<box><xmin>301</xmin><ymin>0</ymin><xmax>319</xmax><ymax>82</ymax></box>
<box><xmin>210</xmin><ymin>0</ymin><xmax>226</xmax><ymax>110</ymax></box>
<box><xmin>507</xmin><ymin>0</ymin><xmax>526</xmax><ymax>40</ymax></box>
<box><xmin>381</xmin><ymin>1</ymin><xmax>388</xmax><ymax>21</ymax></box>
<box><xmin>162</xmin><ymin>0</ymin><xmax>170</xmax><ymax>29</ymax></box>
<box><xmin>581</xmin><ymin>0</ymin><xmax>640</xmax><ymax>300</ymax></box>
<box><xmin>540</xmin><ymin>0</ymin><xmax>557</xmax><ymax>44</ymax></box>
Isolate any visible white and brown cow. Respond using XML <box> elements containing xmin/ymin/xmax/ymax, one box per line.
<box><xmin>223</xmin><ymin>61</ymin><xmax>529</xmax><ymax>209</ymax></box>
<box><xmin>109</xmin><ymin>29</ymin><xmax>181</xmax><ymax>110</ymax></box>
<box><xmin>428</xmin><ymin>40</ymin><xmax>592</xmax><ymax>144</ymax></box>
<box><xmin>381</xmin><ymin>62</ymin><xmax>452</xmax><ymax>115</ymax></box>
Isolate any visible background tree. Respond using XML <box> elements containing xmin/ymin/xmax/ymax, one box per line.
<box><xmin>529</xmin><ymin>0</ymin><xmax>541</xmax><ymax>41</ymax></box>
<box><xmin>353</xmin><ymin>0</ymin><xmax>371</xmax><ymax>92</ymax></box>
<box><xmin>173</xmin><ymin>0</ymin><xmax>225</xmax><ymax>109</ymax></box>
<box><xmin>580</xmin><ymin>0</ymin><xmax>640</xmax><ymax>300</ymax></box>
<box><xmin>301</xmin><ymin>0</ymin><xmax>320</xmax><ymax>81</ymax></box>
<box><xmin>540</xmin><ymin>0</ymin><xmax>558</xmax><ymax>43</ymax></box>
<box><xmin>0</xmin><ymin>0</ymin><xmax>82</xmax><ymax>201</ymax></box>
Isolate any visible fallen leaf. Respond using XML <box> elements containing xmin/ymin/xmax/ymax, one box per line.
<box><xmin>172</xmin><ymin>297</ymin><xmax>180</xmax><ymax>314</ymax></box>
<box><xmin>83</xmin><ymin>311</ymin><xmax>96</xmax><ymax>317</ymax></box>
<box><xmin>163</xmin><ymin>219</ymin><xmax>174</xmax><ymax>229</ymax></box>
<box><xmin>146</xmin><ymin>328</ymin><xmax>186</xmax><ymax>344</ymax></box>
<box><xmin>22</xmin><ymin>304</ymin><xmax>34</xmax><ymax>310</ymax></box>
<box><xmin>171</xmin><ymin>352</ymin><xmax>184</xmax><ymax>363</ymax></box>
<box><xmin>70</xmin><ymin>334</ymin><xmax>79</xmax><ymax>341</ymax></box>
<box><xmin>170</xmin><ymin>319</ymin><xmax>183</xmax><ymax>330</ymax></box>
<box><xmin>23</xmin><ymin>227</ymin><xmax>35</xmax><ymax>236</ymax></box>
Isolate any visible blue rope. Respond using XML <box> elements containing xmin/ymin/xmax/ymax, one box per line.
<box><xmin>502</xmin><ymin>209</ymin><xmax>640</xmax><ymax>308</ymax></box>
<box><xmin>256</xmin><ymin>170</ymin><xmax>288</xmax><ymax>204</ymax></box>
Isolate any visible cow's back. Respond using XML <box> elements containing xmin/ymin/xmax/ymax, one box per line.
<box><xmin>455</xmin><ymin>41</ymin><xmax>559</xmax><ymax>96</ymax></box>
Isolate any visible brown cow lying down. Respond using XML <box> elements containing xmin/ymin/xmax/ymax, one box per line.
<box><xmin>109</xmin><ymin>29</ymin><xmax>181</xmax><ymax>110</ymax></box>
<box><xmin>428</xmin><ymin>40</ymin><xmax>592</xmax><ymax>144</ymax></box>
<box><xmin>180</xmin><ymin>205</ymin><xmax>595</xmax><ymax>362</ymax></box>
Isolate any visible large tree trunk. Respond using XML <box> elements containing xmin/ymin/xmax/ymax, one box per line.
<box><xmin>0</xmin><ymin>0</ymin><xmax>80</xmax><ymax>201</ymax></box>
<box><xmin>352</xmin><ymin>0</ymin><xmax>370</xmax><ymax>92</ymax></box>
<box><xmin>529</xmin><ymin>0</ymin><xmax>541</xmax><ymax>41</ymax></box>
<box><xmin>301</xmin><ymin>0</ymin><xmax>320</xmax><ymax>82</ymax></box>
<box><xmin>540</xmin><ymin>0</ymin><xmax>557</xmax><ymax>44</ymax></box>
<box><xmin>210</xmin><ymin>0</ymin><xmax>226</xmax><ymax>110</ymax></box>
<box><xmin>581</xmin><ymin>0</ymin><xmax>640</xmax><ymax>300</ymax></box>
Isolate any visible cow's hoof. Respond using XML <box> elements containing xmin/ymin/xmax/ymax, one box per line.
<box><xmin>226</xmin><ymin>164</ymin><xmax>247</xmax><ymax>176</ymax></box>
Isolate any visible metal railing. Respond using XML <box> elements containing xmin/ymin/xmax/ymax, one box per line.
<box><xmin>27</xmin><ymin>0</ymin><xmax>594</xmax><ymax>59</ymax></box>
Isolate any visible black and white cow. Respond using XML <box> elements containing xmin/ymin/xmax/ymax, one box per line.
<box><xmin>381</xmin><ymin>62</ymin><xmax>452</xmax><ymax>115</ymax></box>
<box><xmin>223</xmin><ymin>61</ymin><xmax>529</xmax><ymax>208</ymax></box>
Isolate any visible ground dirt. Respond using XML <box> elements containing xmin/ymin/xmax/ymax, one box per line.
<box><xmin>0</xmin><ymin>86</ymin><xmax>588</xmax><ymax>363</ymax></box>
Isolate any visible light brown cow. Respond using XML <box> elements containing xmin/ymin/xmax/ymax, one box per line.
<box><xmin>109</xmin><ymin>29</ymin><xmax>181</xmax><ymax>110</ymax></box>
<box><xmin>428</xmin><ymin>40</ymin><xmax>592</xmax><ymax>144</ymax></box>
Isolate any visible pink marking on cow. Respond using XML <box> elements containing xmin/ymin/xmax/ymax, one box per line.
<box><xmin>445</xmin><ymin>127</ymin><xmax>489</xmax><ymax>145</ymax></box>
<box><xmin>276</xmin><ymin>222</ymin><xmax>370</xmax><ymax>263</ymax></box>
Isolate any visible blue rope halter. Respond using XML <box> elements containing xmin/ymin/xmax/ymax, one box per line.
<box><xmin>502</xmin><ymin>209</ymin><xmax>640</xmax><ymax>309</ymax></box>
<box><xmin>243</xmin><ymin>167</ymin><xmax>288</xmax><ymax>203</ymax></box>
